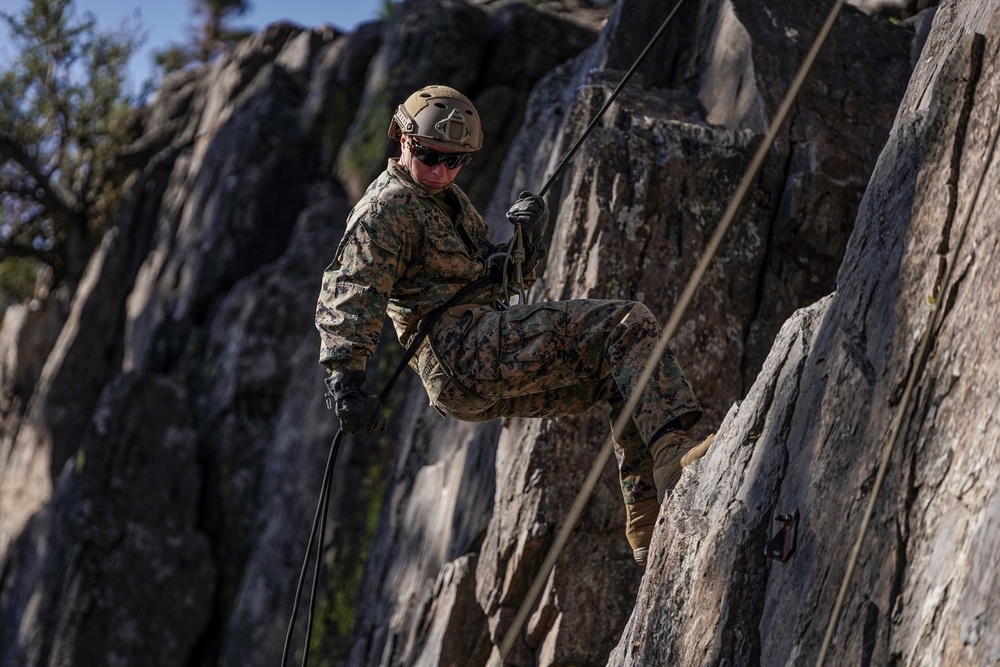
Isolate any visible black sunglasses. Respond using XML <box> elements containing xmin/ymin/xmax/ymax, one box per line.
<box><xmin>410</xmin><ymin>139</ymin><xmax>473</xmax><ymax>169</ymax></box>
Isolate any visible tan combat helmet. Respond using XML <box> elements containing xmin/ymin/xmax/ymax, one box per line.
<box><xmin>388</xmin><ymin>85</ymin><xmax>483</xmax><ymax>152</ymax></box>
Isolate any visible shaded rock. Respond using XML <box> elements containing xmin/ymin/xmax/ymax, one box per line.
<box><xmin>0</xmin><ymin>373</ymin><xmax>214</xmax><ymax>667</ymax></box>
<box><xmin>412</xmin><ymin>554</ymin><xmax>494</xmax><ymax>667</ymax></box>
<box><xmin>0</xmin><ymin>1</ymin><xmax>963</xmax><ymax>666</ymax></box>
<box><xmin>726</xmin><ymin>1</ymin><xmax>913</xmax><ymax>387</ymax></box>
<box><xmin>1</xmin><ymin>23</ymin><xmax>369</xmax><ymax>667</ymax></box>
<box><xmin>125</xmin><ymin>64</ymin><xmax>312</xmax><ymax>368</ymax></box>
<box><xmin>469</xmin><ymin>0</ymin><xmax>614</xmax><ymax>31</ymax></box>
<box><xmin>477</xmin><ymin>415</ymin><xmax>640</xmax><ymax>666</ymax></box>
<box><xmin>344</xmin><ymin>410</ymin><xmax>501</xmax><ymax>666</ymax></box>
<box><xmin>0</xmin><ymin>156</ymin><xmax>173</xmax><ymax>559</ymax></box>
<box><xmin>0</xmin><ymin>293</ymin><xmax>66</xmax><ymax>414</ymax></box>
<box><xmin>607</xmin><ymin>295</ymin><xmax>831</xmax><ymax>666</ymax></box>
<box><xmin>301</xmin><ymin>21</ymin><xmax>383</xmax><ymax>173</ymax></box>
<box><xmin>0</xmin><ymin>291</ymin><xmax>67</xmax><ymax>558</ymax></box>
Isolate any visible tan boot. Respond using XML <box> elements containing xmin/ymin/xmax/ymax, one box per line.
<box><xmin>625</xmin><ymin>496</ymin><xmax>660</xmax><ymax>567</ymax></box>
<box><xmin>651</xmin><ymin>431</ymin><xmax>715</xmax><ymax>502</ymax></box>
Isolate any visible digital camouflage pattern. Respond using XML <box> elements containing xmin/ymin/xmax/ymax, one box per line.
<box><xmin>316</xmin><ymin>159</ymin><xmax>495</xmax><ymax>371</ymax></box>
<box><xmin>414</xmin><ymin>300</ymin><xmax>701</xmax><ymax>503</ymax></box>
<box><xmin>316</xmin><ymin>160</ymin><xmax>702</xmax><ymax>504</ymax></box>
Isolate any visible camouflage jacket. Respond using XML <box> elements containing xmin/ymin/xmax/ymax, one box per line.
<box><xmin>316</xmin><ymin>159</ymin><xmax>495</xmax><ymax>372</ymax></box>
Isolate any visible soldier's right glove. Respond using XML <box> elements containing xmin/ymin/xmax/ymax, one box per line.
<box><xmin>325</xmin><ymin>370</ymin><xmax>385</xmax><ymax>434</ymax></box>
<box><xmin>505</xmin><ymin>191</ymin><xmax>548</xmax><ymax>229</ymax></box>
<box><xmin>504</xmin><ymin>191</ymin><xmax>548</xmax><ymax>273</ymax></box>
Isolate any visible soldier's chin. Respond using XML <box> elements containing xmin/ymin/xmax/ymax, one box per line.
<box><xmin>421</xmin><ymin>177</ymin><xmax>450</xmax><ymax>190</ymax></box>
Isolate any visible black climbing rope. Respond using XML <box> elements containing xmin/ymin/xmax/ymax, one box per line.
<box><xmin>537</xmin><ymin>0</ymin><xmax>691</xmax><ymax>197</ymax></box>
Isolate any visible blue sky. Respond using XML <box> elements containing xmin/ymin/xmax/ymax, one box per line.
<box><xmin>0</xmin><ymin>0</ymin><xmax>384</xmax><ymax>92</ymax></box>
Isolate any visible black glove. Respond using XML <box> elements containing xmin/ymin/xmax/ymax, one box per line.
<box><xmin>325</xmin><ymin>370</ymin><xmax>385</xmax><ymax>434</ymax></box>
<box><xmin>505</xmin><ymin>191</ymin><xmax>548</xmax><ymax>229</ymax></box>
<box><xmin>504</xmin><ymin>191</ymin><xmax>548</xmax><ymax>273</ymax></box>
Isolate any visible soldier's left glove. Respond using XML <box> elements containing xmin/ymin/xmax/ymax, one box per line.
<box><xmin>325</xmin><ymin>370</ymin><xmax>385</xmax><ymax>434</ymax></box>
<box><xmin>504</xmin><ymin>191</ymin><xmax>548</xmax><ymax>273</ymax></box>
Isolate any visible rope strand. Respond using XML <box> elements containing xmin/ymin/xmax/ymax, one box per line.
<box><xmin>281</xmin><ymin>429</ymin><xmax>344</xmax><ymax>667</ymax></box>
<box><xmin>538</xmin><ymin>0</ymin><xmax>692</xmax><ymax>198</ymax></box>
<box><xmin>498</xmin><ymin>224</ymin><xmax>528</xmax><ymax>306</ymax></box>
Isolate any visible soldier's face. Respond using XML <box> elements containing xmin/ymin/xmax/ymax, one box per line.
<box><xmin>400</xmin><ymin>135</ymin><xmax>467</xmax><ymax>192</ymax></box>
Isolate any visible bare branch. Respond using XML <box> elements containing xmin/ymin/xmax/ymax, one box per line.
<box><xmin>0</xmin><ymin>131</ymin><xmax>84</xmax><ymax>228</ymax></box>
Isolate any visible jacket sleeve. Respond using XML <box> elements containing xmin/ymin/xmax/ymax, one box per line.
<box><xmin>315</xmin><ymin>211</ymin><xmax>402</xmax><ymax>372</ymax></box>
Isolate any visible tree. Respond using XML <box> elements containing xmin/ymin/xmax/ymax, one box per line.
<box><xmin>379</xmin><ymin>0</ymin><xmax>402</xmax><ymax>20</ymax></box>
<box><xmin>0</xmin><ymin>0</ymin><xmax>142</xmax><ymax>288</ymax></box>
<box><xmin>154</xmin><ymin>0</ymin><xmax>253</xmax><ymax>76</ymax></box>
<box><xmin>196</xmin><ymin>0</ymin><xmax>252</xmax><ymax>61</ymax></box>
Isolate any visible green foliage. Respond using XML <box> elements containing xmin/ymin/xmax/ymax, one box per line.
<box><xmin>154</xmin><ymin>44</ymin><xmax>193</xmax><ymax>76</ymax></box>
<box><xmin>378</xmin><ymin>0</ymin><xmax>402</xmax><ymax>20</ymax></box>
<box><xmin>305</xmin><ymin>457</ymin><xmax>388</xmax><ymax>666</ymax></box>
<box><xmin>0</xmin><ymin>256</ymin><xmax>41</xmax><ymax>309</ymax></box>
<box><xmin>0</xmin><ymin>0</ymin><xmax>142</xmax><ymax>286</ymax></box>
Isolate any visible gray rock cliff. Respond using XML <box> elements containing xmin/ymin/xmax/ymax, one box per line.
<box><xmin>610</xmin><ymin>2</ymin><xmax>1000</xmax><ymax>664</ymax></box>
<box><xmin>1</xmin><ymin>1</ymin><xmax>988</xmax><ymax>666</ymax></box>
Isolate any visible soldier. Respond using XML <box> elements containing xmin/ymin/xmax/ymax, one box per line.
<box><xmin>315</xmin><ymin>85</ymin><xmax>712</xmax><ymax>566</ymax></box>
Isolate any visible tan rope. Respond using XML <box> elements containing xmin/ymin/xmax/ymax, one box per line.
<box><xmin>498</xmin><ymin>2</ymin><xmax>844</xmax><ymax>660</ymax></box>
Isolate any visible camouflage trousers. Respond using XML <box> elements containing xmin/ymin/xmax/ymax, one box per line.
<box><xmin>414</xmin><ymin>299</ymin><xmax>702</xmax><ymax>504</ymax></box>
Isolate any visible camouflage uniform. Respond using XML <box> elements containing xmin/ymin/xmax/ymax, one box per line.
<box><xmin>316</xmin><ymin>159</ymin><xmax>702</xmax><ymax>504</ymax></box>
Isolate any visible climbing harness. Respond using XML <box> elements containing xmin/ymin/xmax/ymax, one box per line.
<box><xmin>815</xmin><ymin>68</ymin><xmax>1000</xmax><ymax>667</ymax></box>
<box><xmin>497</xmin><ymin>0</ymin><xmax>845</xmax><ymax>660</ymax></box>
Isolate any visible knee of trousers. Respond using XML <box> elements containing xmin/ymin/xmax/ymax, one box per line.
<box><xmin>623</xmin><ymin>301</ymin><xmax>655</xmax><ymax>326</ymax></box>
<box><xmin>614</xmin><ymin>301</ymin><xmax>660</xmax><ymax>345</ymax></box>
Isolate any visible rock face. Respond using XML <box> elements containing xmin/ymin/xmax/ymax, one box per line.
<box><xmin>0</xmin><ymin>4</ymin><xmax>598</xmax><ymax>666</ymax></box>
<box><xmin>2</xmin><ymin>0</ymin><xmax>985</xmax><ymax>666</ymax></box>
<box><xmin>0</xmin><ymin>373</ymin><xmax>214</xmax><ymax>666</ymax></box>
<box><xmin>609</xmin><ymin>2</ymin><xmax>1000</xmax><ymax>665</ymax></box>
